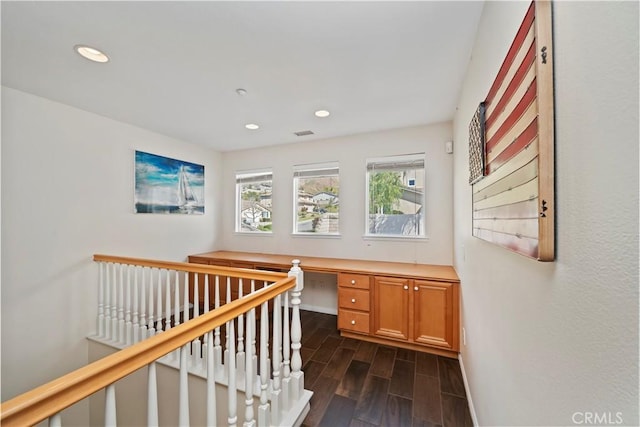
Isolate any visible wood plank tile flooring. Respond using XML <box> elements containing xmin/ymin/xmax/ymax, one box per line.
<box><xmin>299</xmin><ymin>310</ymin><xmax>472</xmax><ymax>427</ymax></box>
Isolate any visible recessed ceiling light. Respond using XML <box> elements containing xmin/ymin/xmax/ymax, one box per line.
<box><xmin>245</xmin><ymin>123</ymin><xmax>260</xmax><ymax>130</ymax></box>
<box><xmin>315</xmin><ymin>109</ymin><xmax>330</xmax><ymax>118</ymax></box>
<box><xmin>236</xmin><ymin>88</ymin><xmax>248</xmax><ymax>96</ymax></box>
<box><xmin>74</xmin><ymin>45</ymin><xmax>109</xmax><ymax>63</ymax></box>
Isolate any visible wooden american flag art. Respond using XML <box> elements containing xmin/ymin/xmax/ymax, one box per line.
<box><xmin>471</xmin><ymin>0</ymin><xmax>555</xmax><ymax>261</ymax></box>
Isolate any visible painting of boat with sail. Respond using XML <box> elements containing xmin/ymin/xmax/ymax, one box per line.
<box><xmin>135</xmin><ymin>150</ymin><xmax>204</xmax><ymax>214</ymax></box>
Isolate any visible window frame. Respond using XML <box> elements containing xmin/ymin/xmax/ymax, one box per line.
<box><xmin>235</xmin><ymin>168</ymin><xmax>273</xmax><ymax>234</ymax></box>
<box><xmin>292</xmin><ymin>161</ymin><xmax>340</xmax><ymax>236</ymax></box>
<box><xmin>364</xmin><ymin>153</ymin><xmax>426</xmax><ymax>239</ymax></box>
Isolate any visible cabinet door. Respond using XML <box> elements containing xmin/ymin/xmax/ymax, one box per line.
<box><xmin>413</xmin><ymin>280</ymin><xmax>457</xmax><ymax>350</ymax></box>
<box><xmin>373</xmin><ymin>276</ymin><xmax>410</xmax><ymax>341</ymax></box>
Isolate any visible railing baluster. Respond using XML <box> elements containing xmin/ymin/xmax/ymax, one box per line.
<box><xmin>111</xmin><ymin>263</ymin><xmax>118</xmax><ymax>342</ymax></box>
<box><xmin>174</xmin><ymin>271</ymin><xmax>181</xmax><ymax>329</ymax></box>
<box><xmin>192</xmin><ymin>273</ymin><xmax>202</xmax><ymax>365</ymax></box>
<box><xmin>289</xmin><ymin>260</ymin><xmax>304</xmax><ymax>401</ymax></box>
<box><xmin>118</xmin><ymin>263</ymin><xmax>125</xmax><ymax>344</ymax></box>
<box><xmin>155</xmin><ymin>269</ymin><xmax>163</xmax><ymax>335</ymax></box>
<box><xmin>125</xmin><ymin>265</ymin><xmax>132</xmax><ymax>345</ymax></box>
<box><xmin>132</xmin><ymin>266</ymin><xmax>140</xmax><ymax>343</ymax></box>
<box><xmin>250</xmin><ymin>280</ymin><xmax>258</xmax><ymax>391</ymax></box>
<box><xmin>258</xmin><ymin>298</ymin><xmax>270</xmax><ymax>426</ymax></box>
<box><xmin>179</xmin><ymin>344</ymin><xmax>190</xmax><ymax>427</ymax></box>
<box><xmin>227</xmin><ymin>317</ymin><xmax>237</xmax><ymax>427</ymax></box>
<box><xmin>148</xmin><ymin>267</ymin><xmax>155</xmax><ymax>337</ymax></box>
<box><xmin>48</xmin><ymin>413</ymin><xmax>61</xmax><ymax>427</ymax></box>
<box><xmin>104</xmin><ymin>263</ymin><xmax>111</xmax><ymax>340</ymax></box>
<box><xmin>237</xmin><ymin>278</ymin><xmax>245</xmax><ymax>374</ymax></box>
<box><xmin>147</xmin><ymin>362</ymin><xmax>158</xmax><ymax>427</ymax></box>
<box><xmin>165</xmin><ymin>269</ymin><xmax>172</xmax><ymax>333</ymax></box>
<box><xmin>214</xmin><ymin>275</ymin><xmax>222</xmax><ymax>373</ymax></box>
<box><xmin>203</xmin><ymin>274</ymin><xmax>210</xmax><ymax>365</ymax></box>
<box><xmin>206</xmin><ymin>324</ymin><xmax>217</xmax><ymax>427</ymax></box>
<box><xmin>105</xmin><ymin>383</ymin><xmax>116</xmax><ymax>427</ymax></box>
<box><xmin>98</xmin><ymin>262</ymin><xmax>105</xmax><ymax>338</ymax></box>
<box><xmin>282</xmin><ymin>289</ymin><xmax>291</xmax><ymax>410</ymax></box>
<box><xmin>244</xmin><ymin>306</ymin><xmax>255</xmax><ymax>427</ymax></box>
<box><xmin>183</xmin><ymin>271</ymin><xmax>190</xmax><ymax>324</ymax></box>
<box><xmin>140</xmin><ymin>267</ymin><xmax>147</xmax><ymax>339</ymax></box>
<box><xmin>224</xmin><ymin>276</ymin><xmax>231</xmax><ymax>365</ymax></box>
<box><xmin>271</xmin><ymin>293</ymin><xmax>282</xmax><ymax>424</ymax></box>
<box><xmin>172</xmin><ymin>270</ymin><xmax>181</xmax><ymax>361</ymax></box>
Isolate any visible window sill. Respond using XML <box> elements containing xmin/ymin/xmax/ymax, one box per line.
<box><xmin>362</xmin><ymin>234</ymin><xmax>429</xmax><ymax>242</ymax></box>
<box><xmin>291</xmin><ymin>233</ymin><xmax>342</xmax><ymax>239</ymax></box>
<box><xmin>234</xmin><ymin>231</ymin><xmax>273</xmax><ymax>237</ymax></box>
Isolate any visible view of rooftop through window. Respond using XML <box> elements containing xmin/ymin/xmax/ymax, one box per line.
<box><xmin>235</xmin><ymin>169</ymin><xmax>273</xmax><ymax>233</ymax></box>
<box><xmin>366</xmin><ymin>154</ymin><xmax>425</xmax><ymax>237</ymax></box>
<box><xmin>293</xmin><ymin>163</ymin><xmax>339</xmax><ymax>234</ymax></box>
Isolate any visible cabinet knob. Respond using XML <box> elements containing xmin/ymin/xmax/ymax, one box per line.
<box><xmin>414</xmin><ymin>286</ymin><xmax>419</xmax><ymax>291</ymax></box>
<box><xmin>403</xmin><ymin>285</ymin><xmax>409</xmax><ymax>290</ymax></box>
<box><xmin>351</xmin><ymin>280</ymin><xmax>356</xmax><ymax>285</ymax></box>
<box><xmin>351</xmin><ymin>320</ymin><xmax>356</xmax><ymax>325</ymax></box>
<box><xmin>351</xmin><ymin>298</ymin><xmax>356</xmax><ymax>303</ymax></box>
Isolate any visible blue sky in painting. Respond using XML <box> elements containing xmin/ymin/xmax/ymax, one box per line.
<box><xmin>135</xmin><ymin>151</ymin><xmax>204</xmax><ymax>206</ymax></box>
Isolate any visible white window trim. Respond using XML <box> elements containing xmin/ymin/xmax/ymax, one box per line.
<box><xmin>292</xmin><ymin>161</ymin><xmax>340</xmax><ymax>236</ymax></box>
<box><xmin>235</xmin><ymin>168</ymin><xmax>273</xmax><ymax>234</ymax></box>
<box><xmin>364</xmin><ymin>153</ymin><xmax>426</xmax><ymax>238</ymax></box>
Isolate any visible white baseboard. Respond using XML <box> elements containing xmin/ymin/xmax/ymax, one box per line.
<box><xmin>458</xmin><ymin>353</ymin><xmax>479</xmax><ymax>426</ymax></box>
<box><xmin>299</xmin><ymin>303</ymin><xmax>337</xmax><ymax>315</ymax></box>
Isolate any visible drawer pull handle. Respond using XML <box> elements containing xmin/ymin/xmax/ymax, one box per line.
<box><xmin>351</xmin><ymin>280</ymin><xmax>356</xmax><ymax>285</ymax></box>
<box><xmin>351</xmin><ymin>298</ymin><xmax>356</xmax><ymax>303</ymax></box>
<box><xmin>414</xmin><ymin>286</ymin><xmax>419</xmax><ymax>291</ymax></box>
<box><xmin>351</xmin><ymin>320</ymin><xmax>356</xmax><ymax>325</ymax></box>
<box><xmin>403</xmin><ymin>285</ymin><xmax>409</xmax><ymax>290</ymax></box>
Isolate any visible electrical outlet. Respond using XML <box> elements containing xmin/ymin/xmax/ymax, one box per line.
<box><xmin>462</xmin><ymin>327</ymin><xmax>467</xmax><ymax>346</ymax></box>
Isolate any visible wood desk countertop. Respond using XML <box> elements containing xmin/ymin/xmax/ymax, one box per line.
<box><xmin>188</xmin><ymin>250</ymin><xmax>459</xmax><ymax>283</ymax></box>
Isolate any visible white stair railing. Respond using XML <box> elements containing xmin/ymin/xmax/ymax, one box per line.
<box><xmin>1</xmin><ymin>254</ymin><xmax>311</xmax><ymax>427</ymax></box>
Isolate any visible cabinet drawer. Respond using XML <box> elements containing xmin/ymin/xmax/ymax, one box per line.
<box><xmin>338</xmin><ymin>309</ymin><xmax>370</xmax><ymax>334</ymax></box>
<box><xmin>338</xmin><ymin>273</ymin><xmax>370</xmax><ymax>290</ymax></box>
<box><xmin>338</xmin><ymin>288</ymin><xmax>370</xmax><ymax>311</ymax></box>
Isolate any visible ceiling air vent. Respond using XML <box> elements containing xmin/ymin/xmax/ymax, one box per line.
<box><xmin>294</xmin><ymin>130</ymin><xmax>314</xmax><ymax>137</ymax></box>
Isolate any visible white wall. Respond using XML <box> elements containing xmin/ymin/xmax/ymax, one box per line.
<box><xmin>221</xmin><ymin>123</ymin><xmax>454</xmax><ymax>265</ymax></box>
<box><xmin>0</xmin><ymin>87</ymin><xmax>222</xmax><ymax>421</ymax></box>
<box><xmin>453</xmin><ymin>2</ymin><xmax>639</xmax><ymax>426</ymax></box>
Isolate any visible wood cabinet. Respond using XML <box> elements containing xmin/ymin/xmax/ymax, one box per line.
<box><xmin>372</xmin><ymin>277</ymin><xmax>458</xmax><ymax>351</ymax></box>
<box><xmin>188</xmin><ymin>250</ymin><xmax>460</xmax><ymax>358</ymax></box>
<box><xmin>337</xmin><ymin>273</ymin><xmax>371</xmax><ymax>335</ymax></box>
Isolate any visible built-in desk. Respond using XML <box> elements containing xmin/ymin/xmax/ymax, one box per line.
<box><xmin>188</xmin><ymin>250</ymin><xmax>460</xmax><ymax>358</ymax></box>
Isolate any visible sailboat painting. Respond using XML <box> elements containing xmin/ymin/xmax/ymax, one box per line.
<box><xmin>135</xmin><ymin>150</ymin><xmax>204</xmax><ymax>214</ymax></box>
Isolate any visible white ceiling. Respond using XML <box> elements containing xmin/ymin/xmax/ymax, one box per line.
<box><xmin>1</xmin><ymin>1</ymin><xmax>484</xmax><ymax>152</ymax></box>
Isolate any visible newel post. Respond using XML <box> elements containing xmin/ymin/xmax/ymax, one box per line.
<box><xmin>288</xmin><ymin>259</ymin><xmax>305</xmax><ymax>401</ymax></box>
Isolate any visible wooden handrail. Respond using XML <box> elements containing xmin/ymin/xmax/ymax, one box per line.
<box><xmin>93</xmin><ymin>253</ymin><xmax>289</xmax><ymax>282</ymax></box>
<box><xmin>0</xmin><ymin>274</ymin><xmax>296</xmax><ymax>427</ymax></box>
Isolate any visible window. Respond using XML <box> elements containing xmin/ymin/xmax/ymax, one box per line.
<box><xmin>235</xmin><ymin>169</ymin><xmax>273</xmax><ymax>233</ymax></box>
<box><xmin>293</xmin><ymin>162</ymin><xmax>340</xmax><ymax>234</ymax></box>
<box><xmin>366</xmin><ymin>153</ymin><xmax>425</xmax><ymax>237</ymax></box>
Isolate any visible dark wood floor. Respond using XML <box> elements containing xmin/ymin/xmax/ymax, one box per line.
<box><xmin>298</xmin><ymin>310</ymin><xmax>473</xmax><ymax>427</ymax></box>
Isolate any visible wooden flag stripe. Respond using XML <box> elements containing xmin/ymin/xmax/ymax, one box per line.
<box><xmin>487</xmin><ymin>117</ymin><xmax>538</xmax><ymax>174</ymax></box>
<box><xmin>474</xmin><ymin>218</ymin><xmax>538</xmax><ymax>239</ymax></box>
<box><xmin>487</xmin><ymin>100</ymin><xmax>537</xmax><ymax>164</ymax></box>
<box><xmin>473</xmin><ymin>157</ymin><xmax>538</xmax><ymax>202</ymax></box>
<box><xmin>485</xmin><ymin>23</ymin><xmax>536</xmax><ymax>120</ymax></box>
<box><xmin>473</xmin><ymin>227</ymin><xmax>539</xmax><ymax>258</ymax></box>
<box><xmin>486</xmin><ymin>75</ymin><xmax>537</xmax><ymax>145</ymax></box>
<box><xmin>473</xmin><ymin>177</ymin><xmax>538</xmax><ymax>211</ymax></box>
<box><xmin>486</xmin><ymin>41</ymin><xmax>536</xmax><ymax>131</ymax></box>
<box><xmin>473</xmin><ymin>137</ymin><xmax>538</xmax><ymax>193</ymax></box>
<box><xmin>485</xmin><ymin>2</ymin><xmax>536</xmax><ymax>105</ymax></box>
<box><xmin>473</xmin><ymin>198</ymin><xmax>539</xmax><ymax>220</ymax></box>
